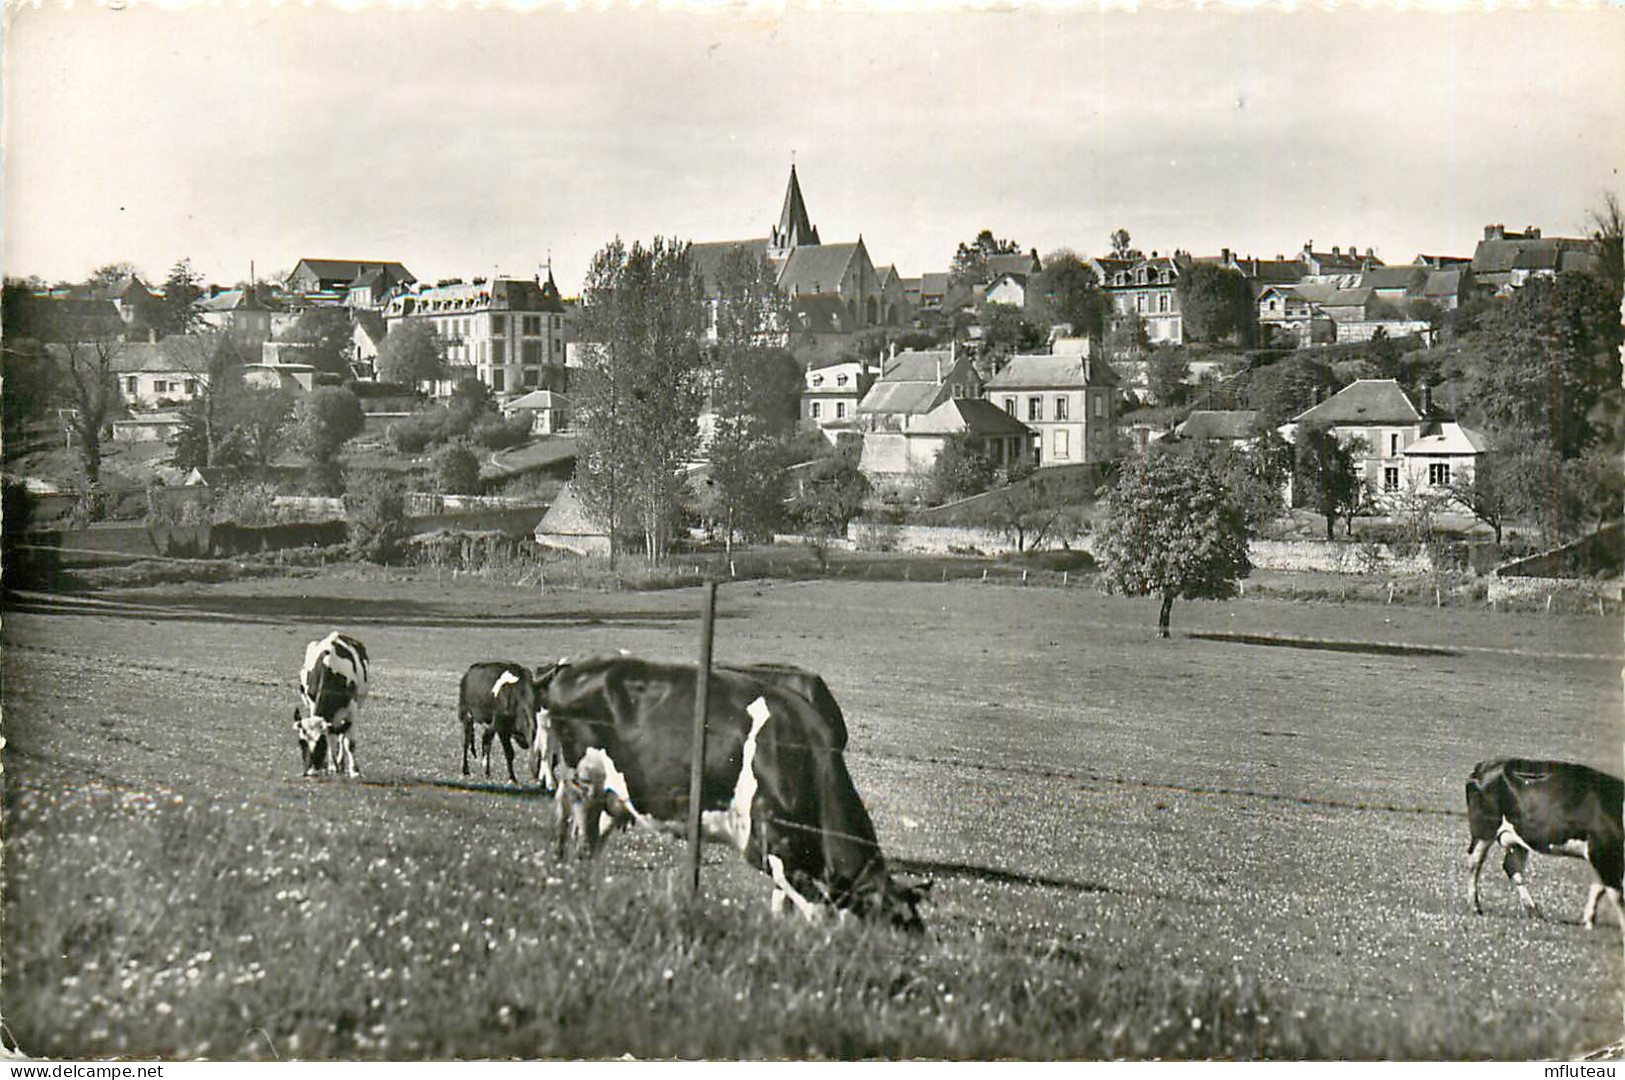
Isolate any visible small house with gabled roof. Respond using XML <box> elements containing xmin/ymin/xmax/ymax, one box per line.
<box><xmin>984</xmin><ymin>352</ymin><xmax>1119</xmax><ymax>466</ymax></box>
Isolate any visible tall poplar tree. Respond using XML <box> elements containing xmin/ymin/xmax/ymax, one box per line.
<box><xmin>573</xmin><ymin>236</ymin><xmax>706</xmax><ymax>565</ymax></box>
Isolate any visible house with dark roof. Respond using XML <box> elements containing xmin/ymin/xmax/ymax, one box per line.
<box><xmin>1470</xmin><ymin>224</ymin><xmax>1601</xmax><ymax>294</ymax></box>
<box><xmin>854</xmin><ymin>347</ymin><xmax>994</xmax><ymax>478</ymax></box>
<box><xmin>984</xmin><ymin>353</ymin><xmax>1119</xmax><ymax>466</ymax></box>
<box><xmin>108</xmin><ymin>339</ymin><xmax>211</xmax><ymax>409</ymax></box>
<box><xmin>1282</xmin><ymin>378</ymin><xmax>1484</xmax><ymax>507</ymax></box>
<box><xmin>1097</xmin><ymin>254</ymin><xmax>1187</xmax><ymax>344</ymax></box>
<box><xmin>1174</xmin><ymin>410</ymin><xmax>1262</xmax><ymax>446</ymax></box>
<box><xmin>384</xmin><ymin>272</ymin><xmax>566</xmax><ymax>398</ymax></box>
<box><xmin>1297</xmin><ymin>241</ymin><xmax>1383</xmax><ymax>276</ymax></box>
<box><xmin>502</xmin><ymin>389</ymin><xmax>570</xmax><ymax>435</ymax></box>
<box><xmin>1256</xmin><ymin>285</ymin><xmax>1335</xmax><ymax>348</ymax></box>
<box><xmin>196</xmin><ymin>285</ymin><xmax>280</xmax><ymax>343</ymax></box>
<box><xmin>287</xmin><ymin>259</ymin><xmax>416</xmax><ymax>298</ymax></box>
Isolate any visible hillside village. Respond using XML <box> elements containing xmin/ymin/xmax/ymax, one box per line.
<box><xmin>2</xmin><ymin>166</ymin><xmax>1621</xmax><ymax>588</ymax></box>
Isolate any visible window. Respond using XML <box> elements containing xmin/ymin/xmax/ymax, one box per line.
<box><xmin>1028</xmin><ymin>396</ymin><xmax>1042</xmax><ymax>422</ymax></box>
<box><xmin>523</xmin><ymin>341</ymin><xmax>543</xmax><ymax>365</ymax></box>
<box><xmin>553</xmin><ymin>315</ymin><xmax>562</xmax><ymax>330</ymax></box>
<box><xmin>1136</xmin><ymin>294</ymin><xmax>1146</xmax><ymax>313</ymax></box>
<box><xmin>523</xmin><ymin>316</ymin><xmax>541</xmax><ymax>335</ymax></box>
<box><xmin>1053</xmin><ymin>429</ymin><xmax>1070</xmax><ymax>460</ymax></box>
<box><xmin>1429</xmin><ymin>462</ymin><xmax>1451</xmax><ymax>487</ymax></box>
<box><xmin>836</xmin><ymin>402</ymin><xmax>847</xmax><ymax>419</ymax></box>
<box><xmin>1093</xmin><ymin>394</ymin><xmax>1105</xmax><ymax>418</ymax></box>
<box><xmin>1268</xmin><ymin>299</ymin><xmax>1278</xmax><ymax>312</ymax></box>
<box><xmin>811</xmin><ymin>401</ymin><xmax>822</xmax><ymax>419</ymax></box>
<box><xmin>1055</xmin><ymin>396</ymin><xmax>1069</xmax><ymax>421</ymax></box>
<box><xmin>1158</xmin><ymin>294</ymin><xmax>1169</xmax><ymax>313</ymax></box>
<box><xmin>184</xmin><ymin>379</ymin><xmax>197</xmax><ymax>395</ymax></box>
<box><xmin>126</xmin><ymin>376</ymin><xmax>138</xmax><ymax>393</ymax></box>
<box><xmin>836</xmin><ymin>374</ymin><xmax>848</xmax><ymax>387</ymax></box>
<box><xmin>952</xmin><ymin>383</ymin><xmax>966</xmax><ymax>399</ymax></box>
<box><xmin>812</xmin><ymin>374</ymin><xmax>823</xmax><ymax>386</ymax></box>
<box><xmin>1389</xmin><ymin>433</ymin><xmax>1400</xmax><ymax>456</ymax></box>
<box><xmin>1383</xmin><ymin>467</ymin><xmax>1400</xmax><ymax>492</ymax></box>
<box><xmin>1003</xmin><ymin>397</ymin><xmax>1016</xmax><ymax>415</ymax></box>
<box><xmin>491</xmin><ymin>314</ymin><xmax>506</xmax><ymax>335</ymax></box>
<box><xmin>524</xmin><ymin>368</ymin><xmax>539</xmax><ymax>388</ymax></box>
<box><xmin>491</xmin><ymin>370</ymin><xmax>505</xmax><ymax>392</ymax></box>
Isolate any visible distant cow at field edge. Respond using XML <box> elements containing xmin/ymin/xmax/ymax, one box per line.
<box><xmin>534</xmin><ymin>655</ymin><xmax>928</xmax><ymax>931</ymax></box>
<box><xmin>1466</xmin><ymin>757</ymin><xmax>1623</xmax><ymax>929</ymax></box>
<box><xmin>297</xmin><ymin>632</ymin><xmax>370</xmax><ymax>778</ymax></box>
<box><xmin>459</xmin><ymin>660</ymin><xmax>546</xmax><ymax>785</ymax></box>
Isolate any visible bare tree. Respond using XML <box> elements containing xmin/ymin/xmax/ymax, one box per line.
<box><xmin>53</xmin><ymin>336</ymin><xmax>124</xmax><ymax>513</ymax></box>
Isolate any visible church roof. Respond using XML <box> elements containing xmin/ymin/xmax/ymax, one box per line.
<box><xmin>778</xmin><ymin>242</ymin><xmax>867</xmax><ymax>297</ymax></box>
<box><xmin>689</xmin><ymin>240</ymin><xmax>772</xmax><ymax>295</ymax></box>
<box><xmin>770</xmin><ymin>164</ymin><xmax>820</xmax><ymax>251</ymax></box>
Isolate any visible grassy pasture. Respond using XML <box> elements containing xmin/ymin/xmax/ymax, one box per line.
<box><xmin>2</xmin><ymin>575</ymin><xmax>1622</xmax><ymax>1059</ymax></box>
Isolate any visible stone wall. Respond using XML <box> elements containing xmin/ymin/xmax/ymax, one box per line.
<box><xmin>1249</xmin><ymin>539</ymin><xmax>1433</xmax><ymax>574</ymax></box>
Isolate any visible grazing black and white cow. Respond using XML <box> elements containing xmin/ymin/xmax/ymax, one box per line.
<box><xmin>459</xmin><ymin>660</ymin><xmax>547</xmax><ymax>785</ymax></box>
<box><xmin>533</xmin><ymin>655</ymin><xmax>927</xmax><ymax>931</ymax></box>
<box><xmin>1466</xmin><ymin>757</ymin><xmax>1624</xmax><ymax>929</ymax></box>
<box><xmin>295</xmin><ymin>632</ymin><xmax>370</xmax><ymax>778</ymax></box>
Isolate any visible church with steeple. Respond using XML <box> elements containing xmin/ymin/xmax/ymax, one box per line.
<box><xmin>691</xmin><ymin>165</ymin><xmax>909</xmax><ymax>363</ymax></box>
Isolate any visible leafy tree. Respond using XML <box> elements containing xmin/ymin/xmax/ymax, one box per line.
<box><xmin>1104</xmin><ymin>315</ymin><xmax>1149</xmax><ymax>361</ymax></box>
<box><xmin>1588</xmin><ymin>190</ymin><xmax>1624</xmax><ymax>303</ymax></box>
<box><xmin>1096</xmin><ymin>448</ymin><xmax>1253</xmax><ymax>638</ymax></box>
<box><xmin>1109</xmin><ymin>229</ymin><xmax>1135</xmax><ymax>258</ymax></box>
<box><xmin>573</xmin><ymin>236</ymin><xmax>706</xmax><ymax>564</ymax></box>
<box><xmin>224</xmin><ymin>385</ymin><xmax>295</xmax><ymax>473</ymax></box>
<box><xmin>929</xmin><ymin>433</ymin><xmax>998</xmax><ymax>504</ymax></box>
<box><xmin>278</xmin><ymin>308</ymin><xmax>355</xmax><ymax>379</ymax></box>
<box><xmin>434</xmin><ymin>440</ymin><xmax>481</xmax><ymax>494</ymax></box>
<box><xmin>344</xmin><ymin>472</ymin><xmax>409</xmax><ymax>563</ymax></box>
<box><xmin>949</xmin><ymin>229</ymin><xmax>1021</xmax><ymax>290</ymax></box>
<box><xmin>1364</xmin><ymin>327</ymin><xmax>1400</xmax><ymax>380</ymax></box>
<box><xmin>1171</xmin><ymin>429</ymin><xmax>1292</xmax><ymax>534</ymax></box>
<box><xmin>1</xmin><ymin>337</ymin><xmax>60</xmax><ymax>433</ymax></box>
<box><xmin>295</xmin><ymin>386</ymin><xmax>365</xmax><ymax>493</ymax></box>
<box><xmin>1459</xmin><ymin>274</ymin><xmax>1622</xmax><ymax>461</ymax></box>
<box><xmin>376</xmin><ymin>321</ymin><xmax>448</xmax><ymax>386</ymax></box>
<box><xmin>1146</xmin><ymin>347</ymin><xmax>1191</xmax><ymax>406</ymax></box>
<box><xmin>88</xmin><ymin>262</ymin><xmax>140</xmax><ymax>290</ymax></box>
<box><xmin>980</xmin><ymin>302</ymin><xmax>1044</xmax><ymax>363</ymax></box>
<box><xmin>789</xmin><ymin>449</ymin><xmax>870</xmax><ymax>538</ymax></box>
<box><xmin>1447</xmin><ymin>449</ymin><xmax>1516</xmax><ymax>544</ymax></box>
<box><xmin>972</xmin><ymin>467</ymin><xmax>1091</xmax><ymax>552</ymax></box>
<box><xmin>155</xmin><ymin>258</ymin><xmax>204</xmax><ymax>337</ymax></box>
<box><xmin>1032</xmin><ymin>251</ymin><xmax>1105</xmax><ymax>342</ymax></box>
<box><xmin>166</xmin><ymin>333</ymin><xmax>249</xmax><ymax>470</ymax></box>
<box><xmin>705</xmin><ymin>246</ymin><xmax>796</xmax><ymax>552</ymax></box>
<box><xmin>1253</xmin><ymin>355</ymin><xmax>1342</xmax><ymax>428</ymax></box>
<box><xmin>1293</xmin><ymin>425</ymin><xmax>1364</xmax><ymax>540</ymax></box>
<box><xmin>1177</xmin><ymin>262</ymin><xmax>1252</xmax><ymax>344</ymax></box>
<box><xmin>1568</xmin><ymin>444</ymin><xmax>1625</xmax><ymax>533</ymax></box>
<box><xmin>56</xmin><ymin>336</ymin><xmax>126</xmax><ymax>513</ymax></box>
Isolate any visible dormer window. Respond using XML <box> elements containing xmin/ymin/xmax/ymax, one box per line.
<box><xmin>836</xmin><ymin>374</ymin><xmax>848</xmax><ymax>386</ymax></box>
<box><xmin>1159</xmin><ymin>270</ymin><xmax>1170</xmax><ymax>284</ymax></box>
<box><xmin>812</xmin><ymin>374</ymin><xmax>824</xmax><ymax>386</ymax></box>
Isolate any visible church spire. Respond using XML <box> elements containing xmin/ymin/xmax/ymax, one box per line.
<box><xmin>770</xmin><ymin>163</ymin><xmax>820</xmax><ymax>258</ymax></box>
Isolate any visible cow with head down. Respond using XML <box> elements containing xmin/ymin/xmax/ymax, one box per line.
<box><xmin>459</xmin><ymin>660</ymin><xmax>548</xmax><ymax>786</ymax></box>
<box><xmin>295</xmin><ymin>632</ymin><xmax>369</xmax><ymax>778</ymax></box>
<box><xmin>533</xmin><ymin>655</ymin><xmax>928</xmax><ymax>932</ymax></box>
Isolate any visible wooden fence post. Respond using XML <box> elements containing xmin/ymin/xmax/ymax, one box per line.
<box><xmin>686</xmin><ymin>581</ymin><xmax>718</xmax><ymax>898</ymax></box>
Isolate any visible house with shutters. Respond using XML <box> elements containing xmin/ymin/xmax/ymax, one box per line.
<box><xmin>802</xmin><ymin>360</ymin><xmax>877</xmax><ymax>431</ymax></box>
<box><xmin>983</xmin><ymin>353</ymin><xmax>1119</xmax><ymax>467</ymax></box>
<box><xmin>1096</xmin><ymin>253</ymin><xmax>1187</xmax><ymax>345</ymax></box>
<box><xmin>384</xmin><ymin>272</ymin><xmax>567</xmax><ymax>398</ymax></box>
<box><xmin>1283</xmin><ymin>378</ymin><xmax>1485</xmax><ymax>508</ymax></box>
<box><xmin>854</xmin><ymin>347</ymin><xmax>999</xmax><ymax>478</ymax></box>
<box><xmin>106</xmin><ymin>339</ymin><xmax>211</xmax><ymax>409</ymax></box>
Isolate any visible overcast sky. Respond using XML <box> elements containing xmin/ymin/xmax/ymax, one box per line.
<box><xmin>4</xmin><ymin>5</ymin><xmax>1622</xmax><ymax>293</ymax></box>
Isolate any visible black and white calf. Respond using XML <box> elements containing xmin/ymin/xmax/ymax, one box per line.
<box><xmin>296</xmin><ymin>632</ymin><xmax>370</xmax><ymax>777</ymax></box>
<box><xmin>458</xmin><ymin>660</ymin><xmax>547</xmax><ymax>785</ymax></box>
<box><xmin>1466</xmin><ymin>757</ymin><xmax>1624</xmax><ymax>929</ymax></box>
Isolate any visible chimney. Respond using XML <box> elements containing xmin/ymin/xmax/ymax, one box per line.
<box><xmin>936</xmin><ymin>353</ymin><xmax>943</xmax><ymax>383</ymax></box>
<box><xmin>1485</xmin><ymin>224</ymin><xmax>1504</xmax><ymax>240</ymax></box>
<box><xmin>889</xmin><ymin>341</ymin><xmax>897</xmax><ymax>361</ymax></box>
<box><xmin>1526</xmin><ymin>226</ymin><xmax>1541</xmax><ymax>239</ymax></box>
<box><xmin>1419</xmin><ymin>384</ymin><xmax>1432</xmax><ymax>415</ymax></box>
<box><xmin>1332</xmin><ymin>246</ymin><xmax>1341</xmax><ymax>257</ymax></box>
<box><xmin>1366</xmin><ymin>247</ymin><xmax>1374</xmax><ymax>258</ymax></box>
<box><xmin>1221</xmin><ymin>247</ymin><xmax>1231</xmax><ymax>264</ymax></box>
<box><xmin>1306</xmin><ymin>239</ymin><xmax>1314</xmax><ymax>253</ymax></box>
